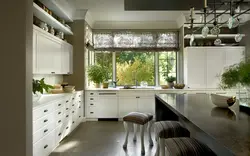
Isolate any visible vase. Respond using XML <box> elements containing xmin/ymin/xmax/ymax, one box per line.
<box><xmin>102</xmin><ymin>82</ymin><xmax>109</xmax><ymax>88</ymax></box>
<box><xmin>95</xmin><ymin>83</ymin><xmax>101</xmax><ymax>88</ymax></box>
<box><xmin>168</xmin><ymin>82</ymin><xmax>174</xmax><ymax>89</ymax></box>
<box><xmin>33</xmin><ymin>92</ymin><xmax>42</xmax><ymax>103</ymax></box>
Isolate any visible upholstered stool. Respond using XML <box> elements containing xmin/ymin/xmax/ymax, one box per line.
<box><xmin>123</xmin><ymin>112</ymin><xmax>154</xmax><ymax>155</ymax></box>
<box><xmin>165</xmin><ymin>137</ymin><xmax>216</xmax><ymax>156</ymax></box>
<box><xmin>155</xmin><ymin>121</ymin><xmax>190</xmax><ymax>156</ymax></box>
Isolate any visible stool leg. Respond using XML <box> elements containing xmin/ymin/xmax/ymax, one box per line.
<box><xmin>148</xmin><ymin>120</ymin><xmax>153</xmax><ymax>146</ymax></box>
<box><xmin>140</xmin><ymin>125</ymin><xmax>145</xmax><ymax>155</ymax></box>
<box><xmin>133</xmin><ymin>123</ymin><xmax>137</xmax><ymax>142</ymax></box>
<box><xmin>123</xmin><ymin>121</ymin><xmax>129</xmax><ymax>148</ymax></box>
<box><xmin>159</xmin><ymin>138</ymin><xmax>165</xmax><ymax>156</ymax></box>
<box><xmin>155</xmin><ymin>137</ymin><xmax>160</xmax><ymax>156</ymax></box>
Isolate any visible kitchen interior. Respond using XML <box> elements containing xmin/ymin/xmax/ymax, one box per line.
<box><xmin>27</xmin><ymin>0</ymin><xmax>250</xmax><ymax>155</ymax></box>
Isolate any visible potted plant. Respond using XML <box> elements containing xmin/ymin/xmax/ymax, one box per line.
<box><xmin>102</xmin><ymin>67</ymin><xmax>111</xmax><ymax>89</ymax></box>
<box><xmin>165</xmin><ymin>76</ymin><xmax>176</xmax><ymax>89</ymax></box>
<box><xmin>32</xmin><ymin>78</ymin><xmax>53</xmax><ymax>102</ymax></box>
<box><xmin>220</xmin><ymin>60</ymin><xmax>250</xmax><ymax>89</ymax></box>
<box><xmin>87</xmin><ymin>65</ymin><xmax>105</xmax><ymax>88</ymax></box>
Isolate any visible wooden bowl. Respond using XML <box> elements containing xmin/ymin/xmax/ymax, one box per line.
<box><xmin>161</xmin><ymin>85</ymin><xmax>169</xmax><ymax>89</ymax></box>
<box><xmin>174</xmin><ymin>84</ymin><xmax>185</xmax><ymax>89</ymax></box>
<box><xmin>210</xmin><ymin>94</ymin><xmax>236</xmax><ymax>108</ymax></box>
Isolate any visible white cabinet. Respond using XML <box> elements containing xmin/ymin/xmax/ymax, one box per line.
<box><xmin>118</xmin><ymin>97</ymin><xmax>138</xmax><ymax>117</ymax></box>
<box><xmin>138</xmin><ymin>97</ymin><xmax>155</xmax><ymax>115</ymax></box>
<box><xmin>184</xmin><ymin>47</ymin><xmax>245</xmax><ymax>89</ymax></box>
<box><xmin>33</xmin><ymin>25</ymin><xmax>73</xmax><ymax>74</ymax></box>
<box><xmin>97</xmin><ymin>97</ymin><xmax>118</xmax><ymax>118</ymax></box>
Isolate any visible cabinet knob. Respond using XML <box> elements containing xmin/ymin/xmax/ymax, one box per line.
<box><xmin>44</xmin><ymin>119</ymin><xmax>48</xmax><ymax>123</ymax></box>
<box><xmin>44</xmin><ymin>109</ymin><xmax>48</xmax><ymax>113</ymax></box>
<box><xmin>51</xmin><ymin>72</ymin><xmax>55</xmax><ymax>74</ymax></box>
<box><xmin>90</xmin><ymin>104</ymin><xmax>94</xmax><ymax>106</ymax></box>
<box><xmin>90</xmin><ymin>112</ymin><xmax>94</xmax><ymax>114</ymax></box>
<box><xmin>78</xmin><ymin>95</ymin><xmax>81</xmax><ymax>97</ymax></box>
<box><xmin>44</xmin><ymin>145</ymin><xmax>48</xmax><ymax>149</ymax></box>
<box><xmin>66</xmin><ymin>126</ymin><xmax>69</xmax><ymax>129</ymax></box>
<box><xmin>90</xmin><ymin>98</ymin><xmax>94</xmax><ymax>100</ymax></box>
<box><xmin>72</xmin><ymin>104</ymin><xmax>75</xmax><ymax>106</ymax></box>
<box><xmin>58</xmin><ymin>133</ymin><xmax>62</xmax><ymax>136</ymax></box>
<box><xmin>66</xmin><ymin>100</ymin><xmax>69</xmax><ymax>103</ymax></box>
<box><xmin>72</xmin><ymin>98</ymin><xmax>75</xmax><ymax>100</ymax></box>
<box><xmin>79</xmin><ymin>116</ymin><xmax>81</xmax><ymax>118</ymax></box>
<box><xmin>58</xmin><ymin>104</ymin><xmax>61</xmax><ymax>106</ymax></box>
<box><xmin>66</xmin><ymin>108</ymin><xmax>69</xmax><ymax>110</ymax></box>
<box><xmin>66</xmin><ymin>115</ymin><xmax>69</xmax><ymax>118</ymax></box>
<box><xmin>58</xmin><ymin>112</ymin><xmax>61</xmax><ymax>115</ymax></box>
<box><xmin>58</xmin><ymin>120</ymin><xmax>61</xmax><ymax>123</ymax></box>
<box><xmin>44</xmin><ymin>129</ymin><xmax>48</xmax><ymax>133</ymax></box>
<box><xmin>72</xmin><ymin>121</ymin><xmax>75</xmax><ymax>124</ymax></box>
<box><xmin>72</xmin><ymin>111</ymin><xmax>75</xmax><ymax>114</ymax></box>
<box><xmin>79</xmin><ymin>101</ymin><xmax>81</xmax><ymax>103</ymax></box>
<box><xmin>90</xmin><ymin>93</ymin><xmax>94</xmax><ymax>95</ymax></box>
<box><xmin>79</xmin><ymin>106</ymin><xmax>81</xmax><ymax>108</ymax></box>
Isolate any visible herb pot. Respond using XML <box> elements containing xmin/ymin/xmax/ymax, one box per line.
<box><xmin>102</xmin><ymin>82</ymin><xmax>109</xmax><ymax>88</ymax></box>
<box><xmin>95</xmin><ymin>83</ymin><xmax>101</xmax><ymax>88</ymax></box>
<box><xmin>168</xmin><ymin>82</ymin><xmax>174</xmax><ymax>89</ymax></box>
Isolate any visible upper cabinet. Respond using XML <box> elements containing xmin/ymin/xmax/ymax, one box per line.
<box><xmin>33</xmin><ymin>25</ymin><xmax>73</xmax><ymax>75</ymax></box>
<box><xmin>184</xmin><ymin>47</ymin><xmax>245</xmax><ymax>89</ymax></box>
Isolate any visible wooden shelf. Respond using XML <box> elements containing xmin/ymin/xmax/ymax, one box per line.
<box><xmin>184</xmin><ymin>34</ymin><xmax>245</xmax><ymax>39</ymax></box>
<box><xmin>39</xmin><ymin>0</ymin><xmax>73</xmax><ymax>22</ymax></box>
<box><xmin>33</xmin><ymin>2</ymin><xmax>73</xmax><ymax>35</ymax></box>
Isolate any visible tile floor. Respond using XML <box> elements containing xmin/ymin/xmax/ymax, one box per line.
<box><xmin>50</xmin><ymin>121</ymin><xmax>157</xmax><ymax>156</ymax></box>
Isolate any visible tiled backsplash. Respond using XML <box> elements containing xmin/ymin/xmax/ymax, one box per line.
<box><xmin>33</xmin><ymin>74</ymin><xmax>63</xmax><ymax>85</ymax></box>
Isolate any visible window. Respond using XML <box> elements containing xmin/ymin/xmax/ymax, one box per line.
<box><xmin>88</xmin><ymin>51</ymin><xmax>177</xmax><ymax>87</ymax></box>
<box><xmin>116</xmin><ymin>52</ymin><xmax>155</xmax><ymax>86</ymax></box>
<box><xmin>159</xmin><ymin>51</ymin><xmax>177</xmax><ymax>85</ymax></box>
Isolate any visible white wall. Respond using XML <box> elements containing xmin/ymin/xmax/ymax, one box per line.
<box><xmin>33</xmin><ymin>75</ymin><xmax>63</xmax><ymax>85</ymax></box>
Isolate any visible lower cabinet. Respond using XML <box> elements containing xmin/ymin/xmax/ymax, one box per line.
<box><xmin>137</xmin><ymin>97</ymin><xmax>155</xmax><ymax>115</ymax></box>
<box><xmin>33</xmin><ymin>91</ymin><xmax>84</xmax><ymax>156</ymax></box>
<box><xmin>118</xmin><ymin>97</ymin><xmax>138</xmax><ymax>117</ymax></box>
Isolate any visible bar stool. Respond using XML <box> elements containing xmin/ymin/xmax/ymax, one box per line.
<box><xmin>155</xmin><ymin>121</ymin><xmax>190</xmax><ymax>156</ymax></box>
<box><xmin>165</xmin><ymin>137</ymin><xmax>217</xmax><ymax>156</ymax></box>
<box><xmin>123</xmin><ymin>112</ymin><xmax>154</xmax><ymax>155</ymax></box>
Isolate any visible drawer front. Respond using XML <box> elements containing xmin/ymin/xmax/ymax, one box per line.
<box><xmin>55</xmin><ymin>123</ymin><xmax>66</xmax><ymax>144</ymax></box>
<box><xmin>87</xmin><ymin>96</ymin><xmax>97</xmax><ymax>102</ymax></box>
<box><xmin>86</xmin><ymin>101</ymin><xmax>97</xmax><ymax>107</ymax></box>
<box><xmin>87</xmin><ymin>106</ymin><xmax>97</xmax><ymax>118</ymax></box>
<box><xmin>33</xmin><ymin>113</ymin><xmax>55</xmax><ymax>133</ymax></box>
<box><xmin>54</xmin><ymin>99</ymin><xmax>65</xmax><ymax>110</ymax></box>
<box><xmin>33</xmin><ymin>121</ymin><xmax>55</xmax><ymax>144</ymax></box>
<box><xmin>86</xmin><ymin>91</ymin><xmax>97</xmax><ymax>97</ymax></box>
<box><xmin>64</xmin><ymin>120</ymin><xmax>72</xmax><ymax>137</ymax></box>
<box><xmin>33</xmin><ymin>103</ymin><xmax>55</xmax><ymax>121</ymax></box>
<box><xmin>55</xmin><ymin>106</ymin><xmax>65</xmax><ymax>119</ymax></box>
<box><xmin>33</xmin><ymin>130</ymin><xmax>56</xmax><ymax>156</ymax></box>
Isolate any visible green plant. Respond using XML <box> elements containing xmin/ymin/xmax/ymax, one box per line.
<box><xmin>220</xmin><ymin>60</ymin><xmax>250</xmax><ymax>89</ymax></box>
<box><xmin>87</xmin><ymin>65</ymin><xmax>106</xmax><ymax>84</ymax></box>
<box><xmin>165</xmin><ymin>76</ymin><xmax>176</xmax><ymax>82</ymax></box>
<box><xmin>32</xmin><ymin>78</ymin><xmax>53</xmax><ymax>94</ymax></box>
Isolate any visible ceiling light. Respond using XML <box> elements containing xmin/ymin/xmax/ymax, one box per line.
<box><xmin>202</xmin><ymin>25</ymin><xmax>209</xmax><ymax>38</ymax></box>
<box><xmin>228</xmin><ymin>16</ymin><xmax>240</xmax><ymax>29</ymax></box>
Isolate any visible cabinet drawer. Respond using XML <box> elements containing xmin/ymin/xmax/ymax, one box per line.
<box><xmin>86</xmin><ymin>101</ymin><xmax>97</xmax><ymax>107</ymax></box>
<box><xmin>55</xmin><ymin>122</ymin><xmax>67</xmax><ymax>144</ymax></box>
<box><xmin>33</xmin><ymin>121</ymin><xmax>55</xmax><ymax>144</ymax></box>
<box><xmin>33</xmin><ymin>103</ymin><xmax>55</xmax><ymax>121</ymax></box>
<box><xmin>87</xmin><ymin>97</ymin><xmax>97</xmax><ymax>102</ymax></box>
<box><xmin>87</xmin><ymin>106</ymin><xmax>97</xmax><ymax>118</ymax></box>
<box><xmin>33</xmin><ymin>130</ymin><xmax>56</xmax><ymax>156</ymax></box>
<box><xmin>56</xmin><ymin>116</ymin><xmax>64</xmax><ymax>127</ymax></box>
<box><xmin>55</xmin><ymin>106</ymin><xmax>65</xmax><ymax>119</ymax></box>
<box><xmin>33</xmin><ymin>113</ymin><xmax>55</xmax><ymax>133</ymax></box>
<box><xmin>54</xmin><ymin>99</ymin><xmax>65</xmax><ymax>110</ymax></box>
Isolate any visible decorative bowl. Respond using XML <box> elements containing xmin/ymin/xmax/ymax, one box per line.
<box><xmin>174</xmin><ymin>84</ymin><xmax>185</xmax><ymax>89</ymax></box>
<box><xmin>161</xmin><ymin>85</ymin><xmax>169</xmax><ymax>89</ymax></box>
<box><xmin>210</xmin><ymin>94</ymin><xmax>236</xmax><ymax>108</ymax></box>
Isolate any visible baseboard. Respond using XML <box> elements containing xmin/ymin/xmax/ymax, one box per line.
<box><xmin>86</xmin><ymin>118</ymin><xmax>98</xmax><ymax>121</ymax></box>
<box><xmin>81</xmin><ymin>117</ymin><xmax>87</xmax><ymax>122</ymax></box>
<box><xmin>98</xmin><ymin>118</ymin><xmax>118</xmax><ymax>121</ymax></box>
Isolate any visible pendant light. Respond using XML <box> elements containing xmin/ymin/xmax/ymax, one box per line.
<box><xmin>228</xmin><ymin>0</ymin><xmax>240</xmax><ymax>29</ymax></box>
<box><xmin>210</xmin><ymin>0</ymin><xmax>220</xmax><ymax>35</ymax></box>
<box><xmin>202</xmin><ymin>0</ymin><xmax>209</xmax><ymax>38</ymax></box>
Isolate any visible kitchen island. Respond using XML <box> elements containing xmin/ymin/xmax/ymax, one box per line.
<box><xmin>155</xmin><ymin>94</ymin><xmax>250</xmax><ymax>156</ymax></box>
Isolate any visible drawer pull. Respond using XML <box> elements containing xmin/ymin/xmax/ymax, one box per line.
<box><xmin>44</xmin><ymin>129</ymin><xmax>48</xmax><ymax>133</ymax></box>
<box><xmin>44</xmin><ymin>145</ymin><xmax>48</xmax><ymax>149</ymax></box>
<box><xmin>66</xmin><ymin>108</ymin><xmax>69</xmax><ymax>110</ymax></box>
<box><xmin>58</xmin><ymin>104</ymin><xmax>61</xmax><ymax>106</ymax></box>
<box><xmin>90</xmin><ymin>112</ymin><xmax>94</xmax><ymax>114</ymax></box>
<box><xmin>66</xmin><ymin>100</ymin><xmax>69</xmax><ymax>103</ymax></box>
<box><xmin>66</xmin><ymin>115</ymin><xmax>69</xmax><ymax>118</ymax></box>
<box><xmin>44</xmin><ymin>119</ymin><xmax>48</xmax><ymax>123</ymax></box>
<box><xmin>72</xmin><ymin>104</ymin><xmax>75</xmax><ymax>107</ymax></box>
<box><xmin>90</xmin><ymin>104</ymin><xmax>94</xmax><ymax>106</ymax></box>
<box><xmin>90</xmin><ymin>93</ymin><xmax>94</xmax><ymax>95</ymax></box>
<box><xmin>72</xmin><ymin>121</ymin><xmax>75</xmax><ymax>124</ymax></box>
<box><xmin>79</xmin><ymin>95</ymin><xmax>81</xmax><ymax>97</ymax></box>
<box><xmin>79</xmin><ymin>106</ymin><xmax>81</xmax><ymax>108</ymax></box>
<box><xmin>90</xmin><ymin>98</ymin><xmax>94</xmax><ymax>100</ymax></box>
<box><xmin>72</xmin><ymin>98</ymin><xmax>75</xmax><ymax>100</ymax></box>
<box><xmin>51</xmin><ymin>72</ymin><xmax>55</xmax><ymax>74</ymax></box>
<box><xmin>44</xmin><ymin>109</ymin><xmax>48</xmax><ymax>113</ymax></box>
<box><xmin>58</xmin><ymin>112</ymin><xmax>61</xmax><ymax>115</ymax></box>
<box><xmin>79</xmin><ymin>116</ymin><xmax>81</xmax><ymax>118</ymax></box>
<box><xmin>58</xmin><ymin>120</ymin><xmax>61</xmax><ymax>123</ymax></box>
<box><xmin>79</xmin><ymin>101</ymin><xmax>81</xmax><ymax>103</ymax></box>
<box><xmin>72</xmin><ymin>111</ymin><xmax>75</xmax><ymax>114</ymax></box>
<box><xmin>58</xmin><ymin>133</ymin><xmax>62</xmax><ymax>136</ymax></box>
<box><xmin>66</xmin><ymin>126</ymin><xmax>69</xmax><ymax>129</ymax></box>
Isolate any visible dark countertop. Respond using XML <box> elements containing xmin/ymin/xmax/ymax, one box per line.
<box><xmin>156</xmin><ymin>94</ymin><xmax>250</xmax><ymax>156</ymax></box>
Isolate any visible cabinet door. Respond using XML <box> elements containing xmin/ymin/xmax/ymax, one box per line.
<box><xmin>33</xmin><ymin>31</ymin><xmax>37</xmax><ymax>73</ymax></box>
<box><xmin>225</xmin><ymin>47</ymin><xmax>245</xmax><ymax>67</ymax></box>
<box><xmin>185</xmin><ymin>48</ymin><xmax>206</xmax><ymax>88</ymax></box>
<box><xmin>61</xmin><ymin>44</ymin><xmax>73</xmax><ymax>74</ymax></box>
<box><xmin>206</xmin><ymin>48</ymin><xmax>225</xmax><ymax>88</ymax></box>
<box><xmin>36</xmin><ymin>32</ymin><xmax>62</xmax><ymax>74</ymax></box>
<box><xmin>96</xmin><ymin>97</ymin><xmax>118</xmax><ymax>118</ymax></box>
<box><xmin>138</xmin><ymin>96</ymin><xmax>155</xmax><ymax>115</ymax></box>
<box><xmin>119</xmin><ymin>97</ymin><xmax>138</xmax><ymax>118</ymax></box>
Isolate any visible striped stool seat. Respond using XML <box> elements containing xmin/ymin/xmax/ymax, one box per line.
<box><xmin>123</xmin><ymin>112</ymin><xmax>154</xmax><ymax>155</ymax></box>
<box><xmin>123</xmin><ymin>112</ymin><xmax>153</xmax><ymax>125</ymax></box>
<box><xmin>154</xmin><ymin>121</ymin><xmax>190</xmax><ymax>156</ymax></box>
<box><xmin>165</xmin><ymin>137</ymin><xmax>217</xmax><ymax>156</ymax></box>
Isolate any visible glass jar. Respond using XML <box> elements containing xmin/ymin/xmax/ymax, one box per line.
<box><xmin>49</xmin><ymin>27</ymin><xmax>55</xmax><ymax>35</ymax></box>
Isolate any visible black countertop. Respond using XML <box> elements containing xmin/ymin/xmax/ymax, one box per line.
<box><xmin>156</xmin><ymin>94</ymin><xmax>250</xmax><ymax>156</ymax></box>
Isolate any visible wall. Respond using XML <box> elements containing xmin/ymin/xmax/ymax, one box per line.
<box><xmin>239</xmin><ymin>20</ymin><xmax>250</xmax><ymax>59</ymax></box>
<box><xmin>63</xmin><ymin>20</ymin><xmax>86</xmax><ymax>90</ymax></box>
<box><xmin>177</xmin><ymin>26</ymin><xmax>184</xmax><ymax>83</ymax></box>
<box><xmin>0</xmin><ymin>0</ymin><xmax>33</xmax><ymax>155</ymax></box>
<box><xmin>33</xmin><ymin>75</ymin><xmax>63</xmax><ymax>85</ymax></box>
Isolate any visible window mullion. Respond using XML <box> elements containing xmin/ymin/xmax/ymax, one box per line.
<box><xmin>112</xmin><ymin>52</ymin><xmax>116</xmax><ymax>82</ymax></box>
<box><xmin>155</xmin><ymin>52</ymin><xmax>159</xmax><ymax>86</ymax></box>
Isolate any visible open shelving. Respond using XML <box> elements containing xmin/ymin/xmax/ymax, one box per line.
<box><xmin>184</xmin><ymin>34</ymin><xmax>245</xmax><ymax>39</ymax></box>
<box><xmin>33</xmin><ymin>2</ymin><xmax>73</xmax><ymax>35</ymax></box>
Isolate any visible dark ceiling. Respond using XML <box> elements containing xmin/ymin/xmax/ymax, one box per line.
<box><xmin>124</xmin><ymin>0</ymin><xmax>248</xmax><ymax>11</ymax></box>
